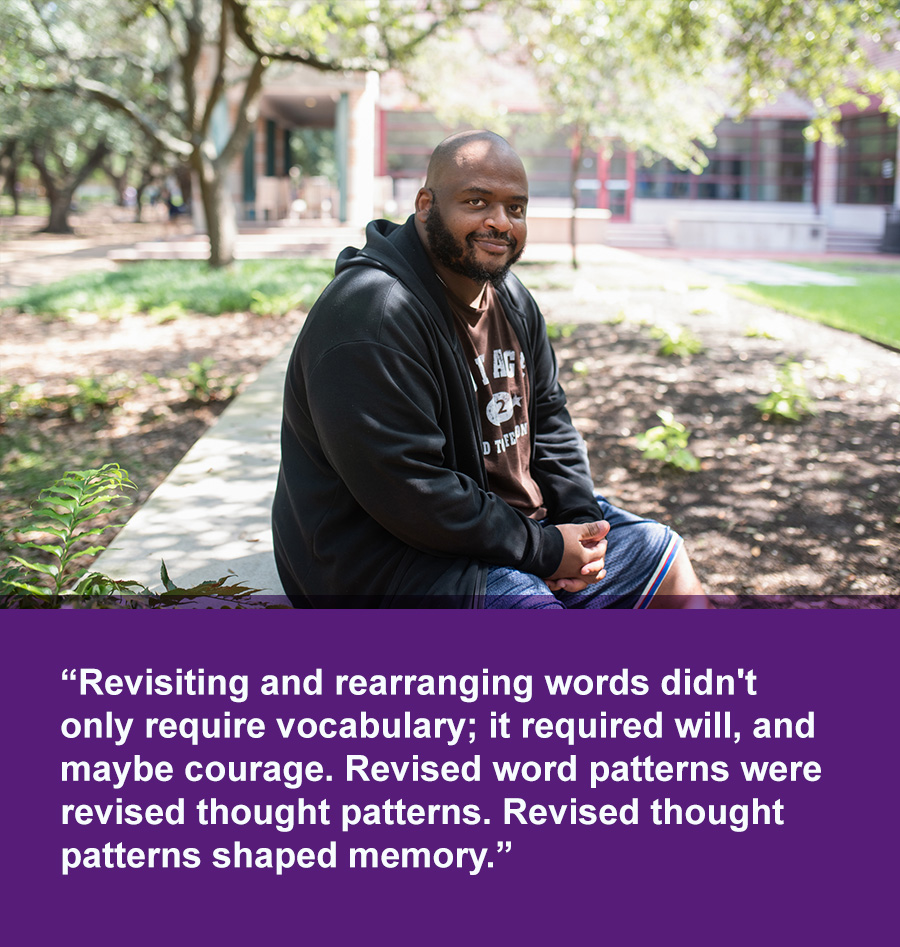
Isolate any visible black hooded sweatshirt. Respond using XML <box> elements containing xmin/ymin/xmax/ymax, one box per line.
<box><xmin>272</xmin><ymin>215</ymin><xmax>603</xmax><ymax>607</ymax></box>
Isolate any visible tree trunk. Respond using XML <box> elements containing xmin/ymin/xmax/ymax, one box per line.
<box><xmin>43</xmin><ymin>187</ymin><xmax>76</xmax><ymax>234</ymax></box>
<box><xmin>133</xmin><ymin>184</ymin><xmax>146</xmax><ymax>222</ymax></box>
<box><xmin>1</xmin><ymin>141</ymin><xmax>20</xmax><ymax>215</ymax></box>
<box><xmin>569</xmin><ymin>132</ymin><xmax>582</xmax><ymax>270</ymax></box>
<box><xmin>197</xmin><ymin>153</ymin><xmax>237</xmax><ymax>268</ymax></box>
<box><xmin>31</xmin><ymin>140</ymin><xmax>108</xmax><ymax>234</ymax></box>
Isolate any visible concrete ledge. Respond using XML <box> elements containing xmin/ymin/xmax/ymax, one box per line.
<box><xmin>670</xmin><ymin>215</ymin><xmax>827</xmax><ymax>252</ymax></box>
<box><xmin>93</xmin><ymin>342</ymin><xmax>293</xmax><ymax>603</ymax></box>
<box><xmin>525</xmin><ymin>207</ymin><xmax>611</xmax><ymax>244</ymax></box>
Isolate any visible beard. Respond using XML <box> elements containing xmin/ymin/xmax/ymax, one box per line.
<box><xmin>424</xmin><ymin>201</ymin><xmax>524</xmax><ymax>286</ymax></box>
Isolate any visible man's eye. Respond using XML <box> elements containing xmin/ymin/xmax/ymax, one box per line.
<box><xmin>509</xmin><ymin>204</ymin><xmax>524</xmax><ymax>216</ymax></box>
<box><xmin>468</xmin><ymin>199</ymin><xmax>486</xmax><ymax>207</ymax></box>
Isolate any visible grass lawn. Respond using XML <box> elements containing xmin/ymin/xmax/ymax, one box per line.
<box><xmin>732</xmin><ymin>261</ymin><xmax>900</xmax><ymax>350</ymax></box>
<box><xmin>6</xmin><ymin>258</ymin><xmax>335</xmax><ymax>318</ymax></box>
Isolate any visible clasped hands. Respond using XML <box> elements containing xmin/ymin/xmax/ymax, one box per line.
<box><xmin>545</xmin><ymin>520</ymin><xmax>610</xmax><ymax>594</ymax></box>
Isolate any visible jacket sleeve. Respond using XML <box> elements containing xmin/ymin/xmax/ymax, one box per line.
<box><xmin>299</xmin><ymin>283</ymin><xmax>565</xmax><ymax>577</ymax></box>
<box><xmin>510</xmin><ymin>281</ymin><xmax>604</xmax><ymax>525</ymax></box>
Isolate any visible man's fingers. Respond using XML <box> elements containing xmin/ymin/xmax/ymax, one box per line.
<box><xmin>580</xmin><ymin>539</ymin><xmax>607</xmax><ymax>574</ymax></box>
<box><xmin>580</xmin><ymin>520</ymin><xmax>610</xmax><ymax>547</ymax></box>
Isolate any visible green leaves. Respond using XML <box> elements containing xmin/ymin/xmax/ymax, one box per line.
<box><xmin>636</xmin><ymin>410</ymin><xmax>702</xmax><ymax>472</ymax></box>
<box><xmin>756</xmin><ymin>360</ymin><xmax>817</xmax><ymax>422</ymax></box>
<box><xmin>1</xmin><ymin>464</ymin><xmax>283</xmax><ymax>608</ymax></box>
<box><xmin>2</xmin><ymin>463</ymin><xmax>135</xmax><ymax>602</ymax></box>
<box><xmin>649</xmin><ymin>323</ymin><xmax>706</xmax><ymax>358</ymax></box>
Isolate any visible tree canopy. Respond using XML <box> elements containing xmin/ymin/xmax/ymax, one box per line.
<box><xmin>2</xmin><ymin>0</ymin><xmax>897</xmax><ymax>259</ymax></box>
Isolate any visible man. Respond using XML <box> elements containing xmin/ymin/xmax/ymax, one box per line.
<box><xmin>272</xmin><ymin>130</ymin><xmax>708</xmax><ymax>608</ymax></box>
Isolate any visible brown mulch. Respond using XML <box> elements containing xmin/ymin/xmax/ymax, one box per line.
<box><xmin>1</xmin><ymin>306</ymin><xmax>305</xmax><ymax>557</ymax></box>
<box><xmin>533</xmin><ymin>269</ymin><xmax>900</xmax><ymax>602</ymax></box>
<box><xmin>1</xmin><ymin>236</ymin><xmax>898</xmax><ymax>602</ymax></box>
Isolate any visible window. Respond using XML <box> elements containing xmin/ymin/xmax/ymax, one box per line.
<box><xmin>382</xmin><ymin>112</ymin><xmax>574</xmax><ymax>200</ymax></box>
<box><xmin>836</xmin><ymin>112</ymin><xmax>896</xmax><ymax>205</ymax></box>
<box><xmin>635</xmin><ymin>119</ymin><xmax>815</xmax><ymax>202</ymax></box>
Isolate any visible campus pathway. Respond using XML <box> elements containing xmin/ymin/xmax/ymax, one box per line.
<box><xmin>4</xmin><ymin>219</ymin><xmax>896</xmax><ymax>599</ymax></box>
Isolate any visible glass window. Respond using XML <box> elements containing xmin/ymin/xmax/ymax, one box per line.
<box><xmin>836</xmin><ymin>112</ymin><xmax>896</xmax><ymax>205</ymax></box>
<box><xmin>635</xmin><ymin>118</ymin><xmax>815</xmax><ymax>202</ymax></box>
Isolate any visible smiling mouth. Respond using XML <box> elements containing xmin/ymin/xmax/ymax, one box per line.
<box><xmin>470</xmin><ymin>234</ymin><xmax>515</xmax><ymax>254</ymax></box>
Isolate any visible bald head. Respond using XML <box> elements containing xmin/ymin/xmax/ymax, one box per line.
<box><xmin>424</xmin><ymin>130</ymin><xmax>526</xmax><ymax>196</ymax></box>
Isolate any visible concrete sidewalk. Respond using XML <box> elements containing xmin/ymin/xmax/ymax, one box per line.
<box><xmin>93</xmin><ymin>336</ymin><xmax>293</xmax><ymax>601</ymax></box>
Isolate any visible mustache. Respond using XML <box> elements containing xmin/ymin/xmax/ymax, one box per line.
<box><xmin>468</xmin><ymin>231</ymin><xmax>515</xmax><ymax>247</ymax></box>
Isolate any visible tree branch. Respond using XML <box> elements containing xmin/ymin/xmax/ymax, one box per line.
<box><xmin>200</xmin><ymin>0</ymin><xmax>230</xmax><ymax>139</ymax></box>
<box><xmin>28</xmin><ymin>79</ymin><xmax>193</xmax><ymax>158</ymax></box>
<box><xmin>216</xmin><ymin>56</ymin><xmax>267</xmax><ymax>169</ymax></box>
<box><xmin>226</xmin><ymin>0</ymin><xmax>354</xmax><ymax>71</ymax></box>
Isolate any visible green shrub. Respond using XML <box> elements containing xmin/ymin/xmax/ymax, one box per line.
<box><xmin>179</xmin><ymin>357</ymin><xmax>241</xmax><ymax>403</ymax></box>
<box><xmin>635</xmin><ymin>410</ymin><xmax>701</xmax><ymax>472</ymax></box>
<box><xmin>755</xmin><ymin>360</ymin><xmax>817</xmax><ymax>421</ymax></box>
<box><xmin>546</xmin><ymin>322</ymin><xmax>577</xmax><ymax>341</ymax></box>
<box><xmin>649</xmin><ymin>323</ymin><xmax>705</xmax><ymax>357</ymax></box>
<box><xmin>1</xmin><ymin>464</ymin><xmax>276</xmax><ymax>608</ymax></box>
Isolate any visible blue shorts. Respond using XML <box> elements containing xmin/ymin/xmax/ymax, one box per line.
<box><xmin>483</xmin><ymin>495</ymin><xmax>681</xmax><ymax>609</ymax></box>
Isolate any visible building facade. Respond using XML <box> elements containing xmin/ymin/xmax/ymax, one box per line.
<box><xmin>233</xmin><ymin>57</ymin><xmax>899</xmax><ymax>253</ymax></box>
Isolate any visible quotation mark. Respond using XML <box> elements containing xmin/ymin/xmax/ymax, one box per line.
<box><xmin>488</xmin><ymin>840</ymin><xmax>512</xmax><ymax>868</ymax></box>
<box><xmin>62</xmin><ymin>669</ymin><xmax>77</xmax><ymax>681</ymax></box>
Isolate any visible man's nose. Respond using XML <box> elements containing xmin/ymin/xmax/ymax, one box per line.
<box><xmin>484</xmin><ymin>204</ymin><xmax>511</xmax><ymax>232</ymax></box>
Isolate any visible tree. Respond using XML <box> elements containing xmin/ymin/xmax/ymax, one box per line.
<box><xmin>5</xmin><ymin>0</ymin><xmax>491</xmax><ymax>267</ymax></box>
<box><xmin>404</xmin><ymin>0</ymin><xmax>900</xmax><ymax>265</ymax></box>
<box><xmin>1</xmin><ymin>0</ymin><xmax>172</xmax><ymax>232</ymax></box>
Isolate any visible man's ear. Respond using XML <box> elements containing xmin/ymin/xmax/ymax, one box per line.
<box><xmin>414</xmin><ymin>187</ymin><xmax>433</xmax><ymax>221</ymax></box>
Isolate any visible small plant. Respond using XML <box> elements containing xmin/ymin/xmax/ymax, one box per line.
<box><xmin>1</xmin><ymin>376</ymin><xmax>132</xmax><ymax>423</ymax></box>
<box><xmin>635</xmin><ymin>410</ymin><xmax>701</xmax><ymax>472</ymax></box>
<box><xmin>179</xmin><ymin>357</ymin><xmax>240</xmax><ymax>403</ymax></box>
<box><xmin>1</xmin><ymin>465</ymin><xmax>277</xmax><ymax>608</ymax></box>
<box><xmin>546</xmin><ymin>322</ymin><xmax>577</xmax><ymax>341</ymax></box>
<box><xmin>0</xmin><ymin>383</ymin><xmax>43</xmax><ymax>423</ymax></box>
<box><xmin>755</xmin><ymin>360</ymin><xmax>817</xmax><ymax>421</ymax></box>
<box><xmin>649</xmin><ymin>323</ymin><xmax>705</xmax><ymax>357</ymax></box>
<box><xmin>744</xmin><ymin>326</ymin><xmax>778</xmax><ymax>340</ymax></box>
<box><xmin>2</xmin><ymin>464</ymin><xmax>138</xmax><ymax>604</ymax></box>
<box><xmin>62</xmin><ymin>375</ymin><xmax>132</xmax><ymax>420</ymax></box>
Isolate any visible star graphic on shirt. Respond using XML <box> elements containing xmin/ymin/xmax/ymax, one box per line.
<box><xmin>512</xmin><ymin>395</ymin><xmax>523</xmax><ymax>408</ymax></box>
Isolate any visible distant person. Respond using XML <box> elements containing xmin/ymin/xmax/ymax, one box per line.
<box><xmin>273</xmin><ymin>130</ymin><xmax>709</xmax><ymax>609</ymax></box>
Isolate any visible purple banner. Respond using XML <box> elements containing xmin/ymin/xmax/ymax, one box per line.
<box><xmin>5</xmin><ymin>609</ymin><xmax>897</xmax><ymax>945</ymax></box>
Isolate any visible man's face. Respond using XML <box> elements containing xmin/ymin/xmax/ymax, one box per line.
<box><xmin>424</xmin><ymin>197</ymin><xmax>525</xmax><ymax>286</ymax></box>
<box><xmin>419</xmin><ymin>143</ymin><xmax>528</xmax><ymax>287</ymax></box>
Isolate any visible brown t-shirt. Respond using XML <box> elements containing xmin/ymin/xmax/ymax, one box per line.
<box><xmin>446</xmin><ymin>283</ymin><xmax>547</xmax><ymax>519</ymax></box>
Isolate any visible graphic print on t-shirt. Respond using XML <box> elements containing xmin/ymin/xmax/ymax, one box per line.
<box><xmin>446</xmin><ymin>284</ymin><xmax>544</xmax><ymax>517</ymax></box>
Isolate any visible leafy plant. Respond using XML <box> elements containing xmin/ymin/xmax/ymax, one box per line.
<box><xmin>61</xmin><ymin>375</ymin><xmax>132</xmax><ymax>420</ymax></box>
<box><xmin>649</xmin><ymin>323</ymin><xmax>705</xmax><ymax>357</ymax></box>
<box><xmin>1</xmin><ymin>464</ymin><xmax>279</xmax><ymax>608</ymax></box>
<box><xmin>755</xmin><ymin>360</ymin><xmax>817</xmax><ymax>421</ymax></box>
<box><xmin>179</xmin><ymin>357</ymin><xmax>241</xmax><ymax>403</ymax></box>
<box><xmin>635</xmin><ymin>410</ymin><xmax>701</xmax><ymax>472</ymax></box>
<box><xmin>546</xmin><ymin>322</ymin><xmax>577</xmax><ymax>341</ymax></box>
<box><xmin>0</xmin><ymin>384</ymin><xmax>43</xmax><ymax>424</ymax></box>
<box><xmin>1</xmin><ymin>376</ymin><xmax>131</xmax><ymax>423</ymax></box>
<box><xmin>744</xmin><ymin>325</ymin><xmax>778</xmax><ymax>340</ymax></box>
<box><xmin>2</xmin><ymin>464</ymin><xmax>138</xmax><ymax>604</ymax></box>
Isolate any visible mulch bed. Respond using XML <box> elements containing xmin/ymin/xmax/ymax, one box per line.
<box><xmin>2</xmin><ymin>249</ymin><xmax>898</xmax><ymax>605</ymax></box>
